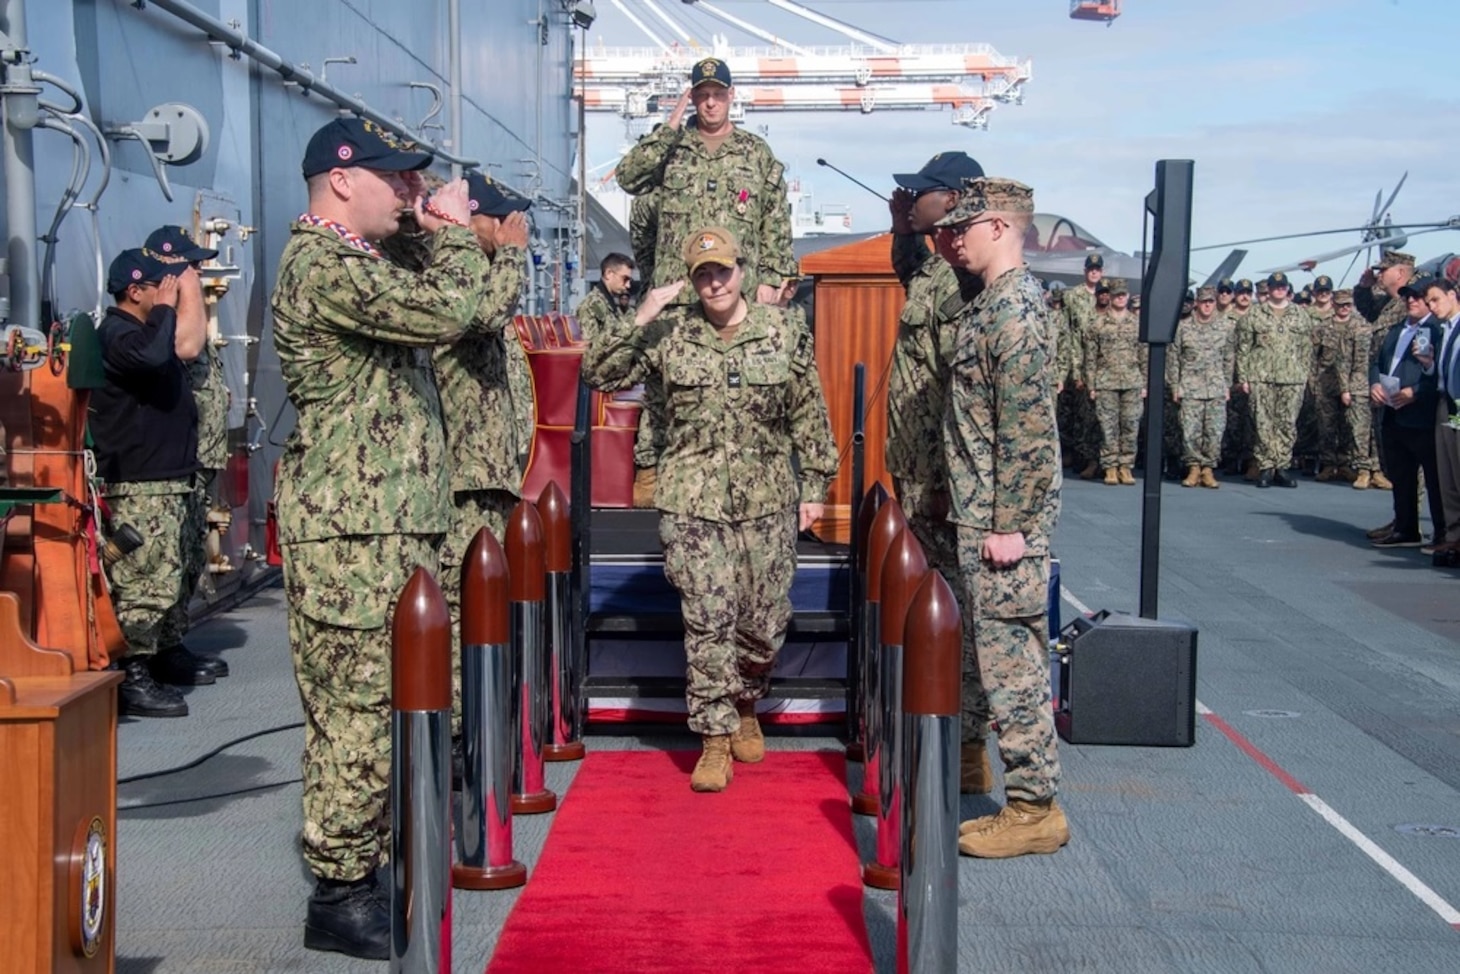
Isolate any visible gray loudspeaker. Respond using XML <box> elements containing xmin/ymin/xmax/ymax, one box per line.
<box><xmin>1054</xmin><ymin>610</ymin><xmax>1197</xmax><ymax>747</ymax></box>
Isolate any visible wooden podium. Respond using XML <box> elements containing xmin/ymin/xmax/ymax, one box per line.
<box><xmin>0</xmin><ymin>592</ymin><xmax>121</xmax><ymax>972</ymax></box>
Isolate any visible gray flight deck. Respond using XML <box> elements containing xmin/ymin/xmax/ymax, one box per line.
<box><xmin>115</xmin><ymin>474</ymin><xmax>1460</xmax><ymax>973</ymax></box>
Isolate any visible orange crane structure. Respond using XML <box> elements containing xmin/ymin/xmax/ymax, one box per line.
<box><xmin>580</xmin><ymin>0</ymin><xmax>1032</xmax><ymax>132</ymax></box>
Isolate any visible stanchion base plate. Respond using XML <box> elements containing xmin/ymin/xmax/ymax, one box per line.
<box><xmin>512</xmin><ymin>790</ymin><xmax>558</xmax><ymax>815</ymax></box>
<box><xmin>851</xmin><ymin>792</ymin><xmax>878</xmax><ymax>817</ymax></box>
<box><xmin>452</xmin><ymin>860</ymin><xmax>527</xmax><ymax>891</ymax></box>
<box><xmin>544</xmin><ymin>741</ymin><xmax>586</xmax><ymax>762</ymax></box>
<box><xmin>861</xmin><ymin>860</ymin><xmax>900</xmax><ymax>891</ymax></box>
<box><xmin>845</xmin><ymin>741</ymin><xmax>865</xmax><ymax>763</ymax></box>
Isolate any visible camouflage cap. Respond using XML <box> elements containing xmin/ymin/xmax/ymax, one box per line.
<box><xmin>1256</xmin><ymin>280</ymin><xmax>1270</xmax><ymax>294</ymax></box>
<box><xmin>933</xmin><ymin>176</ymin><xmax>1035</xmax><ymax>227</ymax></box>
<box><xmin>682</xmin><ymin>225</ymin><xmax>742</xmax><ymax>274</ymax></box>
<box><xmin>1333</xmin><ymin>289</ymin><xmax>1354</xmax><ymax>306</ymax></box>
<box><xmin>1378</xmin><ymin>249</ymin><xmax>1415</xmax><ymax>269</ymax></box>
<box><xmin>1313</xmin><ymin>274</ymin><xmax>1334</xmax><ymax>292</ymax></box>
<box><xmin>1235</xmin><ymin>278</ymin><xmax>1254</xmax><ymax>294</ymax></box>
<box><xmin>691</xmin><ymin>57</ymin><xmax>732</xmax><ymax>89</ymax></box>
<box><xmin>1107</xmin><ymin>277</ymin><xmax>1129</xmax><ymax>295</ymax></box>
<box><xmin>1196</xmin><ymin>286</ymin><xmax>1217</xmax><ymax>301</ymax></box>
<box><xmin>1265</xmin><ymin>271</ymin><xmax>1292</xmax><ymax>290</ymax></box>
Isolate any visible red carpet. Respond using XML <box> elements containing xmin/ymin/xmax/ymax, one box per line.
<box><xmin>486</xmin><ymin>750</ymin><xmax>874</xmax><ymax>974</ymax></box>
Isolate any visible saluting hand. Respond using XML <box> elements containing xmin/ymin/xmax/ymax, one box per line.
<box><xmin>417</xmin><ymin>179</ymin><xmax>472</xmax><ymax>232</ymax></box>
<box><xmin>668</xmin><ymin>87</ymin><xmax>692</xmax><ymax>129</ymax></box>
<box><xmin>754</xmin><ymin>284</ymin><xmax>781</xmax><ymax>305</ymax></box>
<box><xmin>495</xmin><ymin>210</ymin><xmax>530</xmax><ymax>250</ymax></box>
<box><xmin>889</xmin><ymin>188</ymin><xmax>914</xmax><ymax>235</ymax></box>
<box><xmin>154</xmin><ymin>274</ymin><xmax>180</xmax><ymax>309</ymax></box>
<box><xmin>635</xmin><ymin>281</ymin><xmax>684</xmax><ymax>326</ymax></box>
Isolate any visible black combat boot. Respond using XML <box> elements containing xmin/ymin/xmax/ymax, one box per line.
<box><xmin>1255</xmin><ymin>469</ymin><xmax>1274</xmax><ymax>489</ymax></box>
<box><xmin>117</xmin><ymin>658</ymin><xmax>189</xmax><ymax>718</ymax></box>
<box><xmin>151</xmin><ymin>643</ymin><xmax>223</xmax><ymax>684</ymax></box>
<box><xmin>1272</xmin><ymin>469</ymin><xmax>1298</xmax><ymax>488</ymax></box>
<box><xmin>304</xmin><ymin>875</ymin><xmax>390</xmax><ymax>960</ymax></box>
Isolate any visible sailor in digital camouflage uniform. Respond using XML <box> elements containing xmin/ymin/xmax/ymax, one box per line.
<box><xmin>1236</xmin><ymin>271</ymin><xmax>1314</xmax><ymax>488</ymax></box>
<box><xmin>615</xmin><ymin>57</ymin><xmax>795</xmax><ymax>306</ymax></box>
<box><xmin>1304</xmin><ymin>275</ymin><xmax>1354</xmax><ymax>480</ymax></box>
<box><xmin>1059</xmin><ymin>254</ymin><xmax>1105</xmax><ymax>478</ymax></box>
<box><xmin>271</xmin><ymin>118</ymin><xmax>499</xmax><ymax>960</ymax></box>
<box><xmin>575</xmin><ymin>252</ymin><xmax>637</xmax><ymax>343</ymax></box>
<box><xmin>91</xmin><ymin>249</ymin><xmax>203</xmax><ymax>719</ymax></box>
<box><xmin>144</xmin><ymin>225</ymin><xmax>232</xmax><ymax>687</ymax></box>
<box><xmin>1172</xmin><ymin>286</ymin><xmax>1236</xmax><ymax>488</ymax></box>
<box><xmin>886</xmin><ymin>150</ymin><xmax>993</xmax><ymax>792</ymax></box>
<box><xmin>629</xmin><ymin>188</ymin><xmax>658</xmax><ymax>287</ymax></box>
<box><xmin>582</xmin><ymin>226</ymin><xmax>836</xmax><ymax>793</ymax></box>
<box><xmin>381</xmin><ymin>170</ymin><xmax>531</xmax><ymax>732</ymax></box>
<box><xmin>1334</xmin><ymin>290</ymin><xmax>1377</xmax><ymax>484</ymax></box>
<box><xmin>935</xmin><ymin>177</ymin><xmax>1068</xmax><ymax>859</ymax></box>
<box><xmin>1084</xmin><ymin>278</ymin><xmax>1147</xmax><ymax>485</ymax></box>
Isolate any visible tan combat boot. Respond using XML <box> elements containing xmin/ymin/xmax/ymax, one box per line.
<box><xmin>1315</xmin><ymin>465</ymin><xmax>1338</xmax><ymax>482</ymax></box>
<box><xmin>960</xmin><ymin>743</ymin><xmax>993</xmax><ymax>795</ymax></box>
<box><xmin>1180</xmin><ymin>465</ymin><xmax>1201</xmax><ymax>487</ymax></box>
<box><xmin>1352</xmin><ymin>469</ymin><xmax>1371</xmax><ymax>490</ymax></box>
<box><xmin>1079</xmin><ymin>461</ymin><xmax>1100</xmax><ymax>480</ymax></box>
<box><xmin>957</xmin><ymin>798</ymin><xmax>1071</xmax><ymax>858</ymax></box>
<box><xmin>1371</xmin><ymin>471</ymin><xmax>1393</xmax><ymax>490</ymax></box>
<box><xmin>632</xmin><ymin>467</ymin><xmax>657</xmax><ymax>508</ymax></box>
<box><xmin>1200</xmin><ymin>467</ymin><xmax>1219</xmax><ymax>489</ymax></box>
<box><xmin>730</xmin><ymin>702</ymin><xmax>764</xmax><ymax>763</ymax></box>
<box><xmin>1118</xmin><ymin>466</ymin><xmax>1136</xmax><ymax>485</ymax></box>
<box><xmin>1103</xmin><ymin>468</ymin><xmax>1119</xmax><ymax>486</ymax></box>
<box><xmin>690</xmin><ymin>734</ymin><xmax>733</xmax><ymax>792</ymax></box>
<box><xmin>1243</xmin><ymin>460</ymin><xmax>1260</xmax><ymax>482</ymax></box>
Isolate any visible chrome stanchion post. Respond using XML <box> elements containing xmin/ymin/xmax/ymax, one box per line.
<box><xmin>847</xmin><ymin>481</ymin><xmax>887</xmax><ymax>763</ymax></box>
<box><xmin>864</xmin><ymin>529</ymin><xmax>928</xmax><ymax>890</ymax></box>
<box><xmin>507</xmin><ymin>500</ymin><xmax>557</xmax><ymax>814</ymax></box>
<box><xmin>539</xmin><ymin>481</ymin><xmax>585</xmax><ymax>761</ymax></box>
<box><xmin>898</xmin><ymin>571</ymin><xmax>962</xmax><ymax>974</ymax></box>
<box><xmin>453</xmin><ymin>528</ymin><xmax>527</xmax><ymax>891</ymax></box>
<box><xmin>390</xmin><ymin>568</ymin><xmax>453</xmax><ymax>973</ymax></box>
<box><xmin>853</xmin><ymin>499</ymin><xmax>906</xmax><ymax>816</ymax></box>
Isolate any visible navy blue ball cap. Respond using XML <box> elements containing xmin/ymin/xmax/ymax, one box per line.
<box><xmin>691</xmin><ymin>57</ymin><xmax>732</xmax><ymax>89</ymax></box>
<box><xmin>1313</xmin><ymin>274</ymin><xmax>1334</xmax><ymax>292</ymax></box>
<box><xmin>302</xmin><ymin>117</ymin><xmax>433</xmax><ymax>179</ymax></box>
<box><xmin>893</xmin><ymin>151</ymin><xmax>985</xmax><ymax>193</ymax></box>
<box><xmin>1265</xmin><ymin>271</ymin><xmax>1291</xmax><ymax>290</ymax></box>
<box><xmin>465</xmin><ymin>172</ymin><xmax>532</xmax><ymax>218</ymax></box>
<box><xmin>1084</xmin><ymin>253</ymin><xmax>1104</xmax><ymax>270</ymax></box>
<box><xmin>106</xmin><ymin>248</ymin><xmax>178</xmax><ymax>294</ymax></box>
<box><xmin>145</xmin><ymin>225</ymin><xmax>217</xmax><ymax>262</ymax></box>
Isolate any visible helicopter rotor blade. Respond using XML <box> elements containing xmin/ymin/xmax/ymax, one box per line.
<box><xmin>1375</xmin><ymin>172</ymin><xmax>1409</xmax><ymax>225</ymax></box>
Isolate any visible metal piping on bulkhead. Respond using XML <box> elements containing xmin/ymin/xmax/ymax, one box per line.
<box><xmin>2</xmin><ymin>0</ymin><xmax>41</xmax><ymax>330</ymax></box>
<box><xmin>130</xmin><ymin>0</ymin><xmax>480</xmax><ymax>170</ymax></box>
<box><xmin>448</xmin><ymin>0</ymin><xmax>463</xmax><ymax>180</ymax></box>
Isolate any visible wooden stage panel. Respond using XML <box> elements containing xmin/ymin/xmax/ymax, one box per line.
<box><xmin>802</xmin><ymin>234</ymin><xmax>906</xmax><ymax>543</ymax></box>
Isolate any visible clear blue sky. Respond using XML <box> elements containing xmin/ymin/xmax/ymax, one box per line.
<box><xmin>586</xmin><ymin>0</ymin><xmax>1460</xmax><ymax>285</ymax></box>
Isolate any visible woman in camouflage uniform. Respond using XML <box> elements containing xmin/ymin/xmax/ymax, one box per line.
<box><xmin>582</xmin><ymin>226</ymin><xmax>837</xmax><ymax>792</ymax></box>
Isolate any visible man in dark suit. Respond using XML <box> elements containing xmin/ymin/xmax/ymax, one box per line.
<box><xmin>1369</xmin><ymin>278</ymin><xmax>1445</xmax><ymax>547</ymax></box>
<box><xmin>1420</xmin><ymin>278</ymin><xmax>1460</xmax><ymax>562</ymax></box>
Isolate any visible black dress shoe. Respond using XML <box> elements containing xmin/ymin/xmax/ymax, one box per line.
<box><xmin>1255</xmin><ymin>469</ymin><xmax>1274</xmax><ymax>488</ymax></box>
<box><xmin>150</xmin><ymin>644</ymin><xmax>217</xmax><ymax>686</ymax></box>
<box><xmin>305</xmin><ymin>875</ymin><xmax>390</xmax><ymax>960</ymax></box>
<box><xmin>117</xmin><ymin>658</ymin><xmax>189</xmax><ymax>718</ymax></box>
<box><xmin>156</xmin><ymin>643</ymin><xmax>229</xmax><ymax>679</ymax></box>
<box><xmin>1273</xmin><ymin>470</ymin><xmax>1298</xmax><ymax>488</ymax></box>
<box><xmin>1371</xmin><ymin>532</ymin><xmax>1424</xmax><ymax>548</ymax></box>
